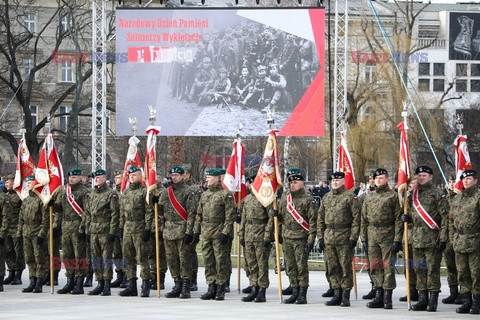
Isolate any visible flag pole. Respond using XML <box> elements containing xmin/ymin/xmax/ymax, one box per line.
<box><xmin>236</xmin><ymin>123</ymin><xmax>243</xmax><ymax>294</ymax></box>
<box><xmin>402</xmin><ymin>103</ymin><xmax>411</xmax><ymax>310</ymax></box>
<box><xmin>45</xmin><ymin>115</ymin><xmax>55</xmax><ymax>294</ymax></box>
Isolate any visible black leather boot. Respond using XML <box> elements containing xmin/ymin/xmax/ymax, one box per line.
<box><xmin>3</xmin><ymin>270</ymin><xmax>15</xmax><ymax>285</ymax></box>
<box><xmin>399</xmin><ymin>285</ymin><xmax>419</xmax><ymax>301</ymax></box>
<box><xmin>325</xmin><ymin>288</ymin><xmax>342</xmax><ymax>306</ymax></box>
<box><xmin>383</xmin><ymin>289</ymin><xmax>393</xmax><ymax>309</ymax></box>
<box><xmin>470</xmin><ymin>294</ymin><xmax>480</xmax><ymax>314</ymax></box>
<box><xmin>33</xmin><ymin>277</ymin><xmax>43</xmax><ymax>293</ymax></box>
<box><xmin>215</xmin><ymin>283</ymin><xmax>226</xmax><ymax>300</ymax></box>
<box><xmin>340</xmin><ymin>289</ymin><xmax>351</xmax><ymax>307</ymax></box>
<box><xmin>412</xmin><ymin>290</ymin><xmax>428</xmax><ymax>311</ymax></box>
<box><xmin>70</xmin><ymin>277</ymin><xmax>84</xmax><ymax>295</ymax></box>
<box><xmin>367</xmin><ymin>288</ymin><xmax>384</xmax><ymax>308</ymax></box>
<box><xmin>165</xmin><ymin>281</ymin><xmax>182</xmax><ymax>298</ymax></box>
<box><xmin>118</xmin><ymin>279</ymin><xmax>138</xmax><ymax>296</ymax></box>
<box><xmin>295</xmin><ymin>286</ymin><xmax>308</xmax><ymax>304</ymax></box>
<box><xmin>22</xmin><ymin>277</ymin><xmax>37</xmax><ymax>293</ymax></box>
<box><xmin>427</xmin><ymin>291</ymin><xmax>439</xmax><ymax>312</ymax></box>
<box><xmin>84</xmin><ymin>271</ymin><xmax>93</xmax><ymax>287</ymax></box>
<box><xmin>254</xmin><ymin>287</ymin><xmax>266</xmax><ymax>303</ymax></box>
<box><xmin>141</xmin><ymin>279</ymin><xmax>150</xmax><ymax>298</ymax></box>
<box><xmin>242</xmin><ymin>285</ymin><xmax>253</xmax><ymax>294</ymax></box>
<box><xmin>282</xmin><ymin>285</ymin><xmax>293</xmax><ymax>295</ymax></box>
<box><xmin>12</xmin><ymin>270</ymin><xmax>23</xmax><ymax>285</ymax></box>
<box><xmin>242</xmin><ymin>285</ymin><xmax>258</xmax><ymax>302</ymax></box>
<box><xmin>189</xmin><ymin>272</ymin><xmax>197</xmax><ymax>291</ymax></box>
<box><xmin>322</xmin><ymin>285</ymin><xmax>334</xmax><ymax>298</ymax></box>
<box><xmin>101</xmin><ymin>280</ymin><xmax>111</xmax><ymax>296</ymax></box>
<box><xmin>284</xmin><ymin>287</ymin><xmax>299</xmax><ymax>304</ymax></box>
<box><xmin>111</xmin><ymin>270</ymin><xmax>124</xmax><ymax>288</ymax></box>
<box><xmin>457</xmin><ymin>293</ymin><xmax>472</xmax><ymax>313</ymax></box>
<box><xmin>88</xmin><ymin>280</ymin><xmax>104</xmax><ymax>295</ymax></box>
<box><xmin>0</xmin><ymin>277</ymin><xmax>3</xmax><ymax>292</ymax></box>
<box><xmin>57</xmin><ymin>276</ymin><xmax>75</xmax><ymax>294</ymax></box>
<box><xmin>455</xmin><ymin>292</ymin><xmax>464</xmax><ymax>305</ymax></box>
<box><xmin>362</xmin><ymin>285</ymin><xmax>376</xmax><ymax>300</ymax></box>
<box><xmin>200</xmin><ymin>284</ymin><xmax>216</xmax><ymax>300</ymax></box>
<box><xmin>179</xmin><ymin>279</ymin><xmax>191</xmax><ymax>299</ymax></box>
<box><xmin>224</xmin><ymin>279</ymin><xmax>230</xmax><ymax>293</ymax></box>
<box><xmin>442</xmin><ymin>285</ymin><xmax>458</xmax><ymax>304</ymax></box>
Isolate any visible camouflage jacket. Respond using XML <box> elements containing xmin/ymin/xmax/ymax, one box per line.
<box><xmin>83</xmin><ymin>183</ymin><xmax>120</xmax><ymax>235</ymax></box>
<box><xmin>194</xmin><ymin>183</ymin><xmax>236</xmax><ymax>239</ymax></box>
<box><xmin>6</xmin><ymin>189</ymin><xmax>21</xmax><ymax>236</ymax></box>
<box><xmin>0</xmin><ymin>192</ymin><xmax>11</xmax><ymax>239</ymax></box>
<box><xmin>406</xmin><ymin>182</ymin><xmax>449</xmax><ymax>248</ymax></box>
<box><xmin>239</xmin><ymin>193</ymin><xmax>273</xmax><ymax>242</ymax></box>
<box><xmin>360</xmin><ymin>184</ymin><xmax>402</xmax><ymax>243</ymax></box>
<box><xmin>449</xmin><ymin>185</ymin><xmax>480</xmax><ymax>253</ymax></box>
<box><xmin>120</xmin><ymin>182</ymin><xmax>153</xmax><ymax>234</ymax></box>
<box><xmin>52</xmin><ymin>182</ymin><xmax>90</xmax><ymax>234</ymax></box>
<box><xmin>158</xmin><ymin>180</ymin><xmax>198</xmax><ymax>240</ymax></box>
<box><xmin>17</xmin><ymin>191</ymin><xmax>48</xmax><ymax>238</ymax></box>
<box><xmin>278</xmin><ymin>188</ymin><xmax>317</xmax><ymax>244</ymax></box>
<box><xmin>317</xmin><ymin>185</ymin><xmax>361</xmax><ymax>245</ymax></box>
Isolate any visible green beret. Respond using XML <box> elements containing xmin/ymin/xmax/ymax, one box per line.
<box><xmin>68</xmin><ymin>168</ymin><xmax>83</xmax><ymax>176</ymax></box>
<box><xmin>92</xmin><ymin>169</ymin><xmax>107</xmax><ymax>177</ymax></box>
<box><xmin>205</xmin><ymin>168</ymin><xmax>221</xmax><ymax>176</ymax></box>
<box><xmin>5</xmin><ymin>173</ymin><xmax>15</xmax><ymax>181</ymax></box>
<box><xmin>287</xmin><ymin>168</ymin><xmax>301</xmax><ymax>177</ymax></box>
<box><xmin>169</xmin><ymin>166</ymin><xmax>185</xmax><ymax>175</ymax></box>
<box><xmin>127</xmin><ymin>166</ymin><xmax>141</xmax><ymax>174</ymax></box>
<box><xmin>114</xmin><ymin>170</ymin><xmax>124</xmax><ymax>176</ymax></box>
<box><xmin>181</xmin><ymin>164</ymin><xmax>192</xmax><ymax>171</ymax></box>
<box><xmin>219</xmin><ymin>169</ymin><xmax>226</xmax><ymax>175</ymax></box>
<box><xmin>26</xmin><ymin>175</ymin><xmax>35</xmax><ymax>181</ymax></box>
<box><xmin>246</xmin><ymin>174</ymin><xmax>256</xmax><ymax>184</ymax></box>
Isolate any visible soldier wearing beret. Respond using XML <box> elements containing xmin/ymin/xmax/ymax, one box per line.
<box><xmin>218</xmin><ymin>168</ymin><xmax>233</xmax><ymax>293</ymax></box>
<box><xmin>82</xmin><ymin>169</ymin><xmax>120</xmax><ymax>296</ymax></box>
<box><xmin>240</xmin><ymin>173</ymin><xmax>256</xmax><ymax>295</ymax></box>
<box><xmin>401</xmin><ymin>166</ymin><xmax>449</xmax><ymax>312</ymax></box>
<box><xmin>449</xmin><ymin>170</ymin><xmax>480</xmax><ymax>314</ymax></box>
<box><xmin>361</xmin><ymin>168</ymin><xmax>402</xmax><ymax>309</ymax></box>
<box><xmin>278</xmin><ymin>168</ymin><xmax>317</xmax><ymax>304</ymax></box>
<box><xmin>194</xmin><ymin>168</ymin><xmax>236</xmax><ymax>301</ymax></box>
<box><xmin>52</xmin><ymin>169</ymin><xmax>90</xmax><ymax>294</ymax></box>
<box><xmin>0</xmin><ymin>175</ymin><xmax>11</xmax><ymax>291</ymax></box>
<box><xmin>317</xmin><ymin>171</ymin><xmax>361</xmax><ymax>307</ymax></box>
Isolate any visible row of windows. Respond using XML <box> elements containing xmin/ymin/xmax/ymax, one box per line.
<box><xmin>24</xmin><ymin>59</ymin><xmax>75</xmax><ymax>83</ymax></box>
<box><xmin>419</xmin><ymin>62</ymin><xmax>480</xmax><ymax>77</ymax></box>
<box><xmin>418</xmin><ymin>62</ymin><xmax>480</xmax><ymax>92</ymax></box>
<box><xmin>23</xmin><ymin>13</ymin><xmax>71</xmax><ymax>34</ymax></box>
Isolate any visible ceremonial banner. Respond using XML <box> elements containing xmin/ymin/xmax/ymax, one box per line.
<box><xmin>34</xmin><ymin>134</ymin><xmax>64</xmax><ymax>204</ymax></box>
<box><xmin>336</xmin><ymin>133</ymin><xmax>355</xmax><ymax>191</ymax></box>
<box><xmin>13</xmin><ymin>138</ymin><xmax>36</xmax><ymax>200</ymax></box>
<box><xmin>222</xmin><ymin>138</ymin><xmax>247</xmax><ymax>203</ymax></box>
<box><xmin>397</xmin><ymin>122</ymin><xmax>411</xmax><ymax>201</ymax></box>
<box><xmin>453</xmin><ymin>135</ymin><xmax>472</xmax><ymax>193</ymax></box>
<box><xmin>121</xmin><ymin>135</ymin><xmax>144</xmax><ymax>192</ymax></box>
<box><xmin>145</xmin><ymin>125</ymin><xmax>161</xmax><ymax>202</ymax></box>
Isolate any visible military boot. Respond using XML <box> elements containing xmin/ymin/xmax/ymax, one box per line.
<box><xmin>362</xmin><ymin>285</ymin><xmax>376</xmax><ymax>300</ymax></box>
<box><xmin>200</xmin><ymin>284</ymin><xmax>217</xmax><ymax>300</ymax></box>
<box><xmin>189</xmin><ymin>272</ymin><xmax>197</xmax><ymax>291</ymax></box>
<box><xmin>366</xmin><ymin>288</ymin><xmax>384</xmax><ymax>308</ymax></box>
<box><xmin>22</xmin><ymin>277</ymin><xmax>37</xmax><ymax>293</ymax></box>
<box><xmin>160</xmin><ymin>271</ymin><xmax>165</xmax><ymax>290</ymax></box>
<box><xmin>0</xmin><ymin>277</ymin><xmax>3</xmax><ymax>292</ymax></box>
<box><xmin>32</xmin><ymin>278</ymin><xmax>43</xmax><ymax>293</ymax></box>
<box><xmin>325</xmin><ymin>288</ymin><xmax>342</xmax><ymax>306</ymax></box>
<box><xmin>84</xmin><ymin>271</ymin><xmax>93</xmax><ymax>287</ymax></box>
<box><xmin>456</xmin><ymin>293</ymin><xmax>472</xmax><ymax>314</ymax></box>
<box><xmin>254</xmin><ymin>287</ymin><xmax>266</xmax><ymax>303</ymax></box>
<box><xmin>3</xmin><ymin>270</ymin><xmax>15</xmax><ymax>285</ymax></box>
<box><xmin>442</xmin><ymin>285</ymin><xmax>458</xmax><ymax>304</ymax></box>
<box><xmin>383</xmin><ymin>289</ymin><xmax>393</xmax><ymax>309</ymax></box>
<box><xmin>427</xmin><ymin>291</ymin><xmax>439</xmax><ymax>312</ymax></box>
<box><xmin>340</xmin><ymin>289</ymin><xmax>351</xmax><ymax>307</ymax></box>
<box><xmin>46</xmin><ymin>270</ymin><xmax>59</xmax><ymax>286</ymax></box>
<box><xmin>224</xmin><ymin>279</ymin><xmax>230</xmax><ymax>293</ymax></box>
<box><xmin>165</xmin><ymin>281</ymin><xmax>182</xmax><ymax>298</ymax></box>
<box><xmin>110</xmin><ymin>270</ymin><xmax>124</xmax><ymax>288</ymax></box>
<box><xmin>101</xmin><ymin>280</ymin><xmax>111</xmax><ymax>296</ymax></box>
<box><xmin>470</xmin><ymin>294</ymin><xmax>480</xmax><ymax>314</ymax></box>
<box><xmin>412</xmin><ymin>290</ymin><xmax>428</xmax><ymax>311</ymax></box>
<box><xmin>284</xmin><ymin>287</ymin><xmax>299</xmax><ymax>304</ymax></box>
<box><xmin>57</xmin><ymin>276</ymin><xmax>75</xmax><ymax>294</ymax></box>
<box><xmin>242</xmin><ymin>286</ymin><xmax>258</xmax><ymax>302</ymax></box>
<box><xmin>215</xmin><ymin>283</ymin><xmax>226</xmax><ymax>301</ymax></box>
<box><xmin>70</xmin><ymin>277</ymin><xmax>84</xmax><ymax>295</ymax></box>
<box><xmin>455</xmin><ymin>292</ymin><xmax>464</xmax><ymax>305</ymax></box>
<box><xmin>179</xmin><ymin>279</ymin><xmax>191</xmax><ymax>299</ymax></box>
<box><xmin>118</xmin><ymin>279</ymin><xmax>138</xmax><ymax>296</ymax></box>
<box><xmin>322</xmin><ymin>285</ymin><xmax>334</xmax><ymax>298</ymax></box>
<box><xmin>399</xmin><ymin>285</ymin><xmax>419</xmax><ymax>301</ymax></box>
<box><xmin>12</xmin><ymin>270</ymin><xmax>23</xmax><ymax>285</ymax></box>
<box><xmin>88</xmin><ymin>280</ymin><xmax>104</xmax><ymax>295</ymax></box>
<box><xmin>295</xmin><ymin>287</ymin><xmax>308</xmax><ymax>304</ymax></box>
<box><xmin>282</xmin><ymin>286</ymin><xmax>293</xmax><ymax>295</ymax></box>
<box><xmin>141</xmin><ymin>279</ymin><xmax>150</xmax><ymax>298</ymax></box>
<box><xmin>242</xmin><ymin>285</ymin><xmax>253</xmax><ymax>294</ymax></box>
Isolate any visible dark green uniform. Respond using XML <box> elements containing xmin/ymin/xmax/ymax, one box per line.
<box><xmin>5</xmin><ymin>188</ymin><xmax>24</xmax><ymax>283</ymax></box>
<box><xmin>0</xmin><ymin>192</ymin><xmax>11</xmax><ymax>283</ymax></box>
<box><xmin>444</xmin><ymin>189</ymin><xmax>458</xmax><ymax>287</ymax></box>
<box><xmin>112</xmin><ymin>183</ymin><xmax>124</xmax><ymax>286</ymax></box>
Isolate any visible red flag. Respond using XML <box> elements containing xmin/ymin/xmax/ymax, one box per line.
<box><xmin>222</xmin><ymin>138</ymin><xmax>247</xmax><ymax>204</ymax></box>
<box><xmin>13</xmin><ymin>138</ymin><xmax>36</xmax><ymax>200</ymax></box>
<box><xmin>121</xmin><ymin>135</ymin><xmax>144</xmax><ymax>192</ymax></box>
<box><xmin>145</xmin><ymin>125</ymin><xmax>161</xmax><ymax>203</ymax></box>
<box><xmin>251</xmin><ymin>130</ymin><xmax>283</xmax><ymax>207</ymax></box>
<box><xmin>454</xmin><ymin>135</ymin><xmax>472</xmax><ymax>193</ymax></box>
<box><xmin>34</xmin><ymin>133</ymin><xmax>64</xmax><ymax>205</ymax></box>
<box><xmin>396</xmin><ymin>122</ymin><xmax>411</xmax><ymax>202</ymax></box>
<box><xmin>336</xmin><ymin>133</ymin><xmax>355</xmax><ymax>191</ymax></box>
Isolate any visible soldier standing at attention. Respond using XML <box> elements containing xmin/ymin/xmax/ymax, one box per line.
<box><xmin>194</xmin><ymin>168</ymin><xmax>236</xmax><ymax>301</ymax></box>
<box><xmin>450</xmin><ymin>170</ymin><xmax>480</xmax><ymax>314</ymax></box>
<box><xmin>0</xmin><ymin>177</ymin><xmax>11</xmax><ymax>291</ymax></box>
<box><xmin>317</xmin><ymin>171</ymin><xmax>361</xmax><ymax>307</ymax></box>
<box><xmin>83</xmin><ymin>169</ymin><xmax>120</xmax><ymax>296</ymax></box>
<box><xmin>111</xmin><ymin>170</ymin><xmax>126</xmax><ymax>289</ymax></box>
<box><xmin>401</xmin><ymin>166</ymin><xmax>449</xmax><ymax>312</ymax></box>
<box><xmin>278</xmin><ymin>168</ymin><xmax>317</xmax><ymax>304</ymax></box>
<box><xmin>361</xmin><ymin>168</ymin><xmax>402</xmax><ymax>309</ymax></box>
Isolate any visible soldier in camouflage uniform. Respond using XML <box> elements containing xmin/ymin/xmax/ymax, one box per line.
<box><xmin>317</xmin><ymin>171</ymin><xmax>361</xmax><ymax>307</ymax></box>
<box><xmin>361</xmin><ymin>168</ymin><xmax>402</xmax><ymax>309</ymax></box>
<box><xmin>149</xmin><ymin>175</ymin><xmax>167</xmax><ymax>291</ymax></box>
<box><xmin>52</xmin><ymin>169</ymin><xmax>90</xmax><ymax>295</ymax></box>
<box><xmin>278</xmin><ymin>168</ymin><xmax>317</xmax><ymax>304</ymax></box>
<box><xmin>156</xmin><ymin>166</ymin><xmax>198</xmax><ymax>299</ymax></box>
<box><xmin>82</xmin><ymin>169</ymin><xmax>120</xmax><ymax>296</ymax></box>
<box><xmin>449</xmin><ymin>170</ymin><xmax>480</xmax><ymax>314</ymax></box>
<box><xmin>81</xmin><ymin>172</ymin><xmax>94</xmax><ymax>287</ymax></box>
<box><xmin>401</xmin><ymin>166</ymin><xmax>449</xmax><ymax>312</ymax></box>
<box><xmin>111</xmin><ymin>170</ymin><xmax>126</xmax><ymax>289</ymax></box>
<box><xmin>0</xmin><ymin>177</ymin><xmax>11</xmax><ymax>291</ymax></box>
<box><xmin>240</xmin><ymin>174</ymin><xmax>255</xmax><ymax>295</ymax></box>
<box><xmin>17</xmin><ymin>175</ymin><xmax>49</xmax><ymax>293</ymax></box>
<box><xmin>194</xmin><ymin>168</ymin><xmax>236</xmax><ymax>301</ymax></box>
<box><xmin>219</xmin><ymin>168</ymin><xmax>233</xmax><ymax>293</ymax></box>
<box><xmin>239</xmin><ymin>174</ymin><xmax>273</xmax><ymax>303</ymax></box>
<box><xmin>3</xmin><ymin>173</ymin><xmax>24</xmax><ymax>285</ymax></box>
<box><xmin>117</xmin><ymin>166</ymin><xmax>153</xmax><ymax>298</ymax></box>
<box><xmin>360</xmin><ymin>171</ymin><xmax>376</xmax><ymax>300</ymax></box>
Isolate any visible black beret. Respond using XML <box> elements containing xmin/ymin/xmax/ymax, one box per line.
<box><xmin>461</xmin><ymin>169</ymin><xmax>477</xmax><ymax>180</ymax></box>
<box><xmin>373</xmin><ymin>168</ymin><xmax>388</xmax><ymax>178</ymax></box>
<box><xmin>288</xmin><ymin>174</ymin><xmax>304</xmax><ymax>182</ymax></box>
<box><xmin>415</xmin><ymin>165</ymin><xmax>433</xmax><ymax>175</ymax></box>
<box><xmin>369</xmin><ymin>171</ymin><xmax>375</xmax><ymax>178</ymax></box>
<box><xmin>330</xmin><ymin>172</ymin><xmax>345</xmax><ymax>180</ymax></box>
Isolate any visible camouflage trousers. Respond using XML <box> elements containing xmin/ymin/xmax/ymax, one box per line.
<box><xmin>412</xmin><ymin>246</ymin><xmax>442</xmax><ymax>291</ymax></box>
<box><xmin>0</xmin><ymin>241</ymin><xmax>5</xmax><ymax>277</ymax></box>
<box><xmin>90</xmin><ymin>234</ymin><xmax>114</xmax><ymax>281</ymax></box>
<box><xmin>283</xmin><ymin>238</ymin><xmax>309</xmax><ymax>287</ymax></box>
<box><xmin>444</xmin><ymin>242</ymin><xmax>458</xmax><ymax>286</ymax></box>
<box><xmin>189</xmin><ymin>242</ymin><xmax>198</xmax><ymax>276</ymax></box>
<box><xmin>325</xmin><ymin>244</ymin><xmax>353</xmax><ymax>290</ymax></box>
<box><xmin>85</xmin><ymin>239</ymin><xmax>92</xmax><ymax>273</ymax></box>
<box><xmin>123</xmin><ymin>232</ymin><xmax>151</xmax><ymax>280</ymax></box>
<box><xmin>244</xmin><ymin>241</ymin><xmax>270</xmax><ymax>288</ymax></box>
<box><xmin>148</xmin><ymin>232</ymin><xmax>167</xmax><ymax>278</ymax></box>
<box><xmin>61</xmin><ymin>231</ymin><xmax>87</xmax><ymax>277</ymax></box>
<box><xmin>225</xmin><ymin>236</ymin><xmax>233</xmax><ymax>281</ymax></box>
<box><xmin>368</xmin><ymin>239</ymin><xmax>396</xmax><ymax>290</ymax></box>
<box><xmin>323</xmin><ymin>247</ymin><xmax>331</xmax><ymax>286</ymax></box>
<box><xmin>455</xmin><ymin>251</ymin><xmax>480</xmax><ymax>295</ymax></box>
<box><xmin>165</xmin><ymin>238</ymin><xmax>193</xmax><ymax>281</ymax></box>
<box><xmin>201</xmin><ymin>237</ymin><xmax>230</xmax><ymax>286</ymax></box>
<box><xmin>113</xmin><ymin>234</ymin><xmax>123</xmax><ymax>273</ymax></box>
<box><xmin>401</xmin><ymin>244</ymin><xmax>417</xmax><ymax>289</ymax></box>
<box><xmin>5</xmin><ymin>235</ymin><xmax>25</xmax><ymax>271</ymax></box>
<box><xmin>23</xmin><ymin>236</ymin><xmax>48</xmax><ymax>278</ymax></box>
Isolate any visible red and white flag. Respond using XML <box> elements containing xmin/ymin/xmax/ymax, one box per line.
<box><xmin>336</xmin><ymin>133</ymin><xmax>355</xmax><ymax>191</ymax></box>
<box><xmin>251</xmin><ymin>130</ymin><xmax>283</xmax><ymax>207</ymax></box>
<box><xmin>144</xmin><ymin>125</ymin><xmax>161</xmax><ymax>203</ymax></box>
<box><xmin>397</xmin><ymin>122</ymin><xmax>411</xmax><ymax>203</ymax></box>
<box><xmin>34</xmin><ymin>133</ymin><xmax>64</xmax><ymax>205</ymax></box>
<box><xmin>121</xmin><ymin>135</ymin><xmax>144</xmax><ymax>192</ymax></box>
<box><xmin>222</xmin><ymin>138</ymin><xmax>247</xmax><ymax>204</ymax></box>
<box><xmin>13</xmin><ymin>138</ymin><xmax>36</xmax><ymax>200</ymax></box>
<box><xmin>454</xmin><ymin>135</ymin><xmax>472</xmax><ymax>193</ymax></box>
